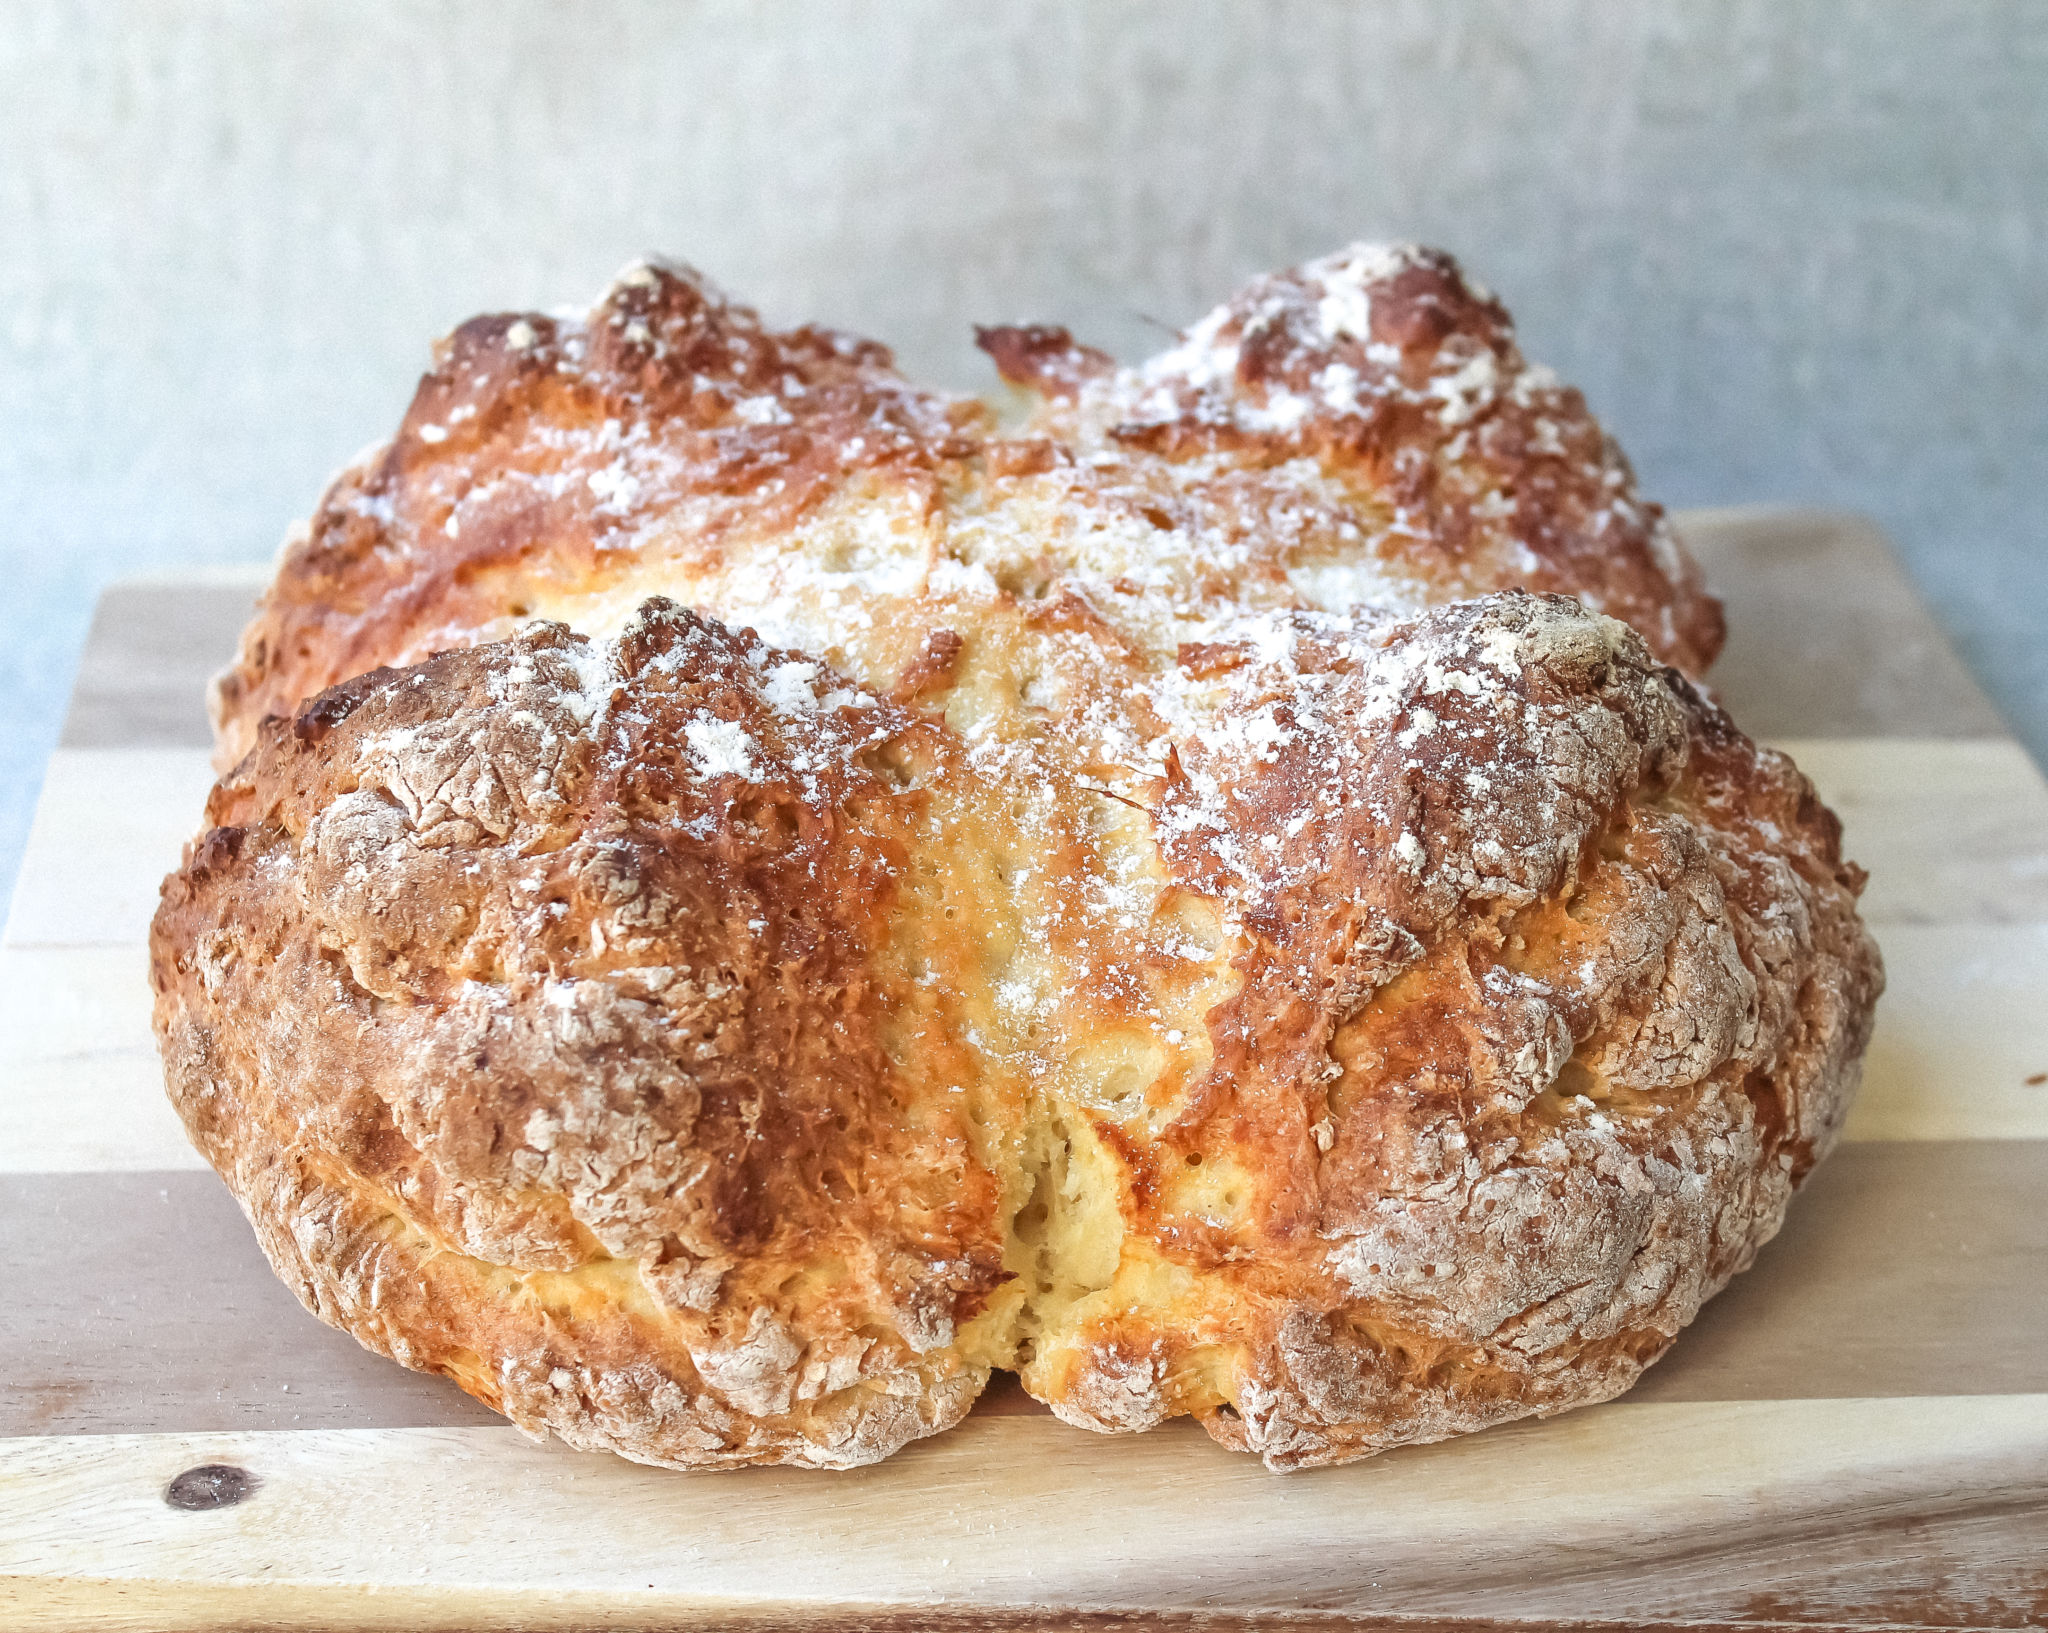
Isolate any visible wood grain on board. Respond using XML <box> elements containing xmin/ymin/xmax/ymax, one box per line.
<box><xmin>6</xmin><ymin>1399</ymin><xmax>2048</xmax><ymax>1629</ymax></box>
<box><xmin>1676</xmin><ymin>507</ymin><xmax>2007</xmax><ymax>741</ymax></box>
<box><xmin>3</xmin><ymin>509</ymin><xmax>2044</xmax><ymax>1631</ymax></box>
<box><xmin>1</xmin><ymin>750</ymin><xmax>218</xmax><ymax>949</ymax></box>
<box><xmin>57</xmin><ymin>568</ymin><xmax>267</xmax><ymax>754</ymax></box>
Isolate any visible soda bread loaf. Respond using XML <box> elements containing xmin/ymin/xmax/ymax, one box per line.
<box><xmin>152</xmin><ymin>247</ymin><xmax>1878</xmax><ymax>1470</ymax></box>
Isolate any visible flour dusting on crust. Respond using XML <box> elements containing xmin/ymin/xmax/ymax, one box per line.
<box><xmin>154</xmin><ymin>249</ymin><xmax>1875</xmax><ymax>1472</ymax></box>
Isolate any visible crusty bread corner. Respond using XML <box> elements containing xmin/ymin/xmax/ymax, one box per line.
<box><xmin>153</xmin><ymin>246</ymin><xmax>1872</xmax><ymax>1470</ymax></box>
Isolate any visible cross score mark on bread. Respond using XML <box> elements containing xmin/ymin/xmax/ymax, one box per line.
<box><xmin>152</xmin><ymin>248</ymin><xmax>1877</xmax><ymax>1469</ymax></box>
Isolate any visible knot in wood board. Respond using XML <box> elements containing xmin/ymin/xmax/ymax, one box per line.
<box><xmin>164</xmin><ymin>1463</ymin><xmax>258</xmax><ymax>1511</ymax></box>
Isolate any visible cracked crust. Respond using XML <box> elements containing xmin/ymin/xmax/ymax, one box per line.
<box><xmin>155</xmin><ymin>594</ymin><xmax>1877</xmax><ymax>1470</ymax></box>
<box><xmin>159</xmin><ymin>611</ymin><xmax>1015</xmax><ymax>1468</ymax></box>
<box><xmin>154</xmin><ymin>247</ymin><xmax>1876</xmax><ymax>1472</ymax></box>
<box><xmin>209</xmin><ymin>245</ymin><xmax>1719</xmax><ymax>773</ymax></box>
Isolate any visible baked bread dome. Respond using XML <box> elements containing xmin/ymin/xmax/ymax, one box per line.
<box><xmin>153</xmin><ymin>247</ymin><xmax>1878</xmax><ymax>1470</ymax></box>
<box><xmin>208</xmin><ymin>245</ymin><xmax>1721</xmax><ymax>770</ymax></box>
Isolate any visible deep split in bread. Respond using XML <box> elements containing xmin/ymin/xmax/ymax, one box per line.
<box><xmin>152</xmin><ymin>246</ymin><xmax>1880</xmax><ymax>1469</ymax></box>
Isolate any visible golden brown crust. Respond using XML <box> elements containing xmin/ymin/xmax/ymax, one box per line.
<box><xmin>154</xmin><ymin>248</ymin><xmax>1876</xmax><ymax>1473</ymax></box>
<box><xmin>159</xmin><ymin>611</ymin><xmax>1017</xmax><ymax>1467</ymax></box>
<box><xmin>981</xmin><ymin>245</ymin><xmax>1723</xmax><ymax>676</ymax></box>
<box><xmin>211</xmin><ymin>247</ymin><xmax>1719</xmax><ymax>772</ymax></box>
<box><xmin>156</xmin><ymin>591</ymin><xmax>1877</xmax><ymax>1470</ymax></box>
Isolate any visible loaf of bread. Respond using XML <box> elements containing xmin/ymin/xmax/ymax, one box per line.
<box><xmin>153</xmin><ymin>246</ymin><xmax>1879</xmax><ymax>1470</ymax></box>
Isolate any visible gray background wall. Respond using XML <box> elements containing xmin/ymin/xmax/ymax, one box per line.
<box><xmin>4</xmin><ymin>1</ymin><xmax>2044</xmax><ymax>907</ymax></box>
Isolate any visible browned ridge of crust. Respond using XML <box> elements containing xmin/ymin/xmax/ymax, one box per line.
<box><xmin>153</xmin><ymin>246</ymin><xmax>1868</xmax><ymax>1472</ymax></box>
<box><xmin>210</xmin><ymin>246</ymin><xmax>1721</xmax><ymax>774</ymax></box>
<box><xmin>154</xmin><ymin>585</ymin><xmax>1879</xmax><ymax>1470</ymax></box>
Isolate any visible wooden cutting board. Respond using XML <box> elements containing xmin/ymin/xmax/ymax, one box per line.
<box><xmin>3</xmin><ymin>508</ymin><xmax>2045</xmax><ymax>1631</ymax></box>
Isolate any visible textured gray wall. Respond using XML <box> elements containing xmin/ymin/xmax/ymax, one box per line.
<box><xmin>5</xmin><ymin>1</ymin><xmax>2045</xmax><ymax>905</ymax></box>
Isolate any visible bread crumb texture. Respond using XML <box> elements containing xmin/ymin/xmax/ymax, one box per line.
<box><xmin>155</xmin><ymin>248</ymin><xmax>1876</xmax><ymax>1470</ymax></box>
